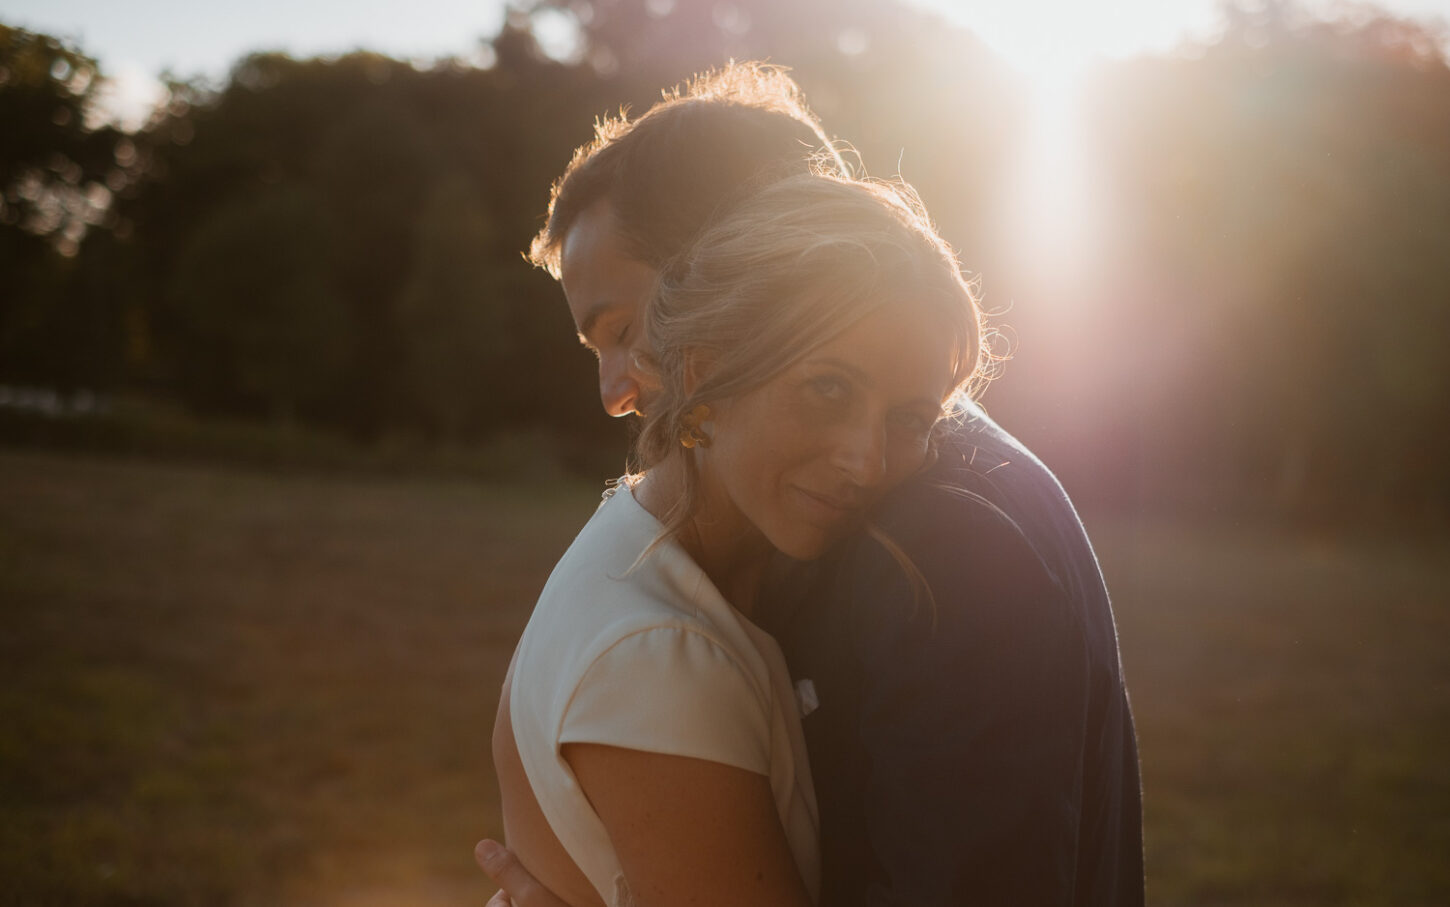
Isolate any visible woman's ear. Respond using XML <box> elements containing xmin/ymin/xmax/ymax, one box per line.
<box><xmin>681</xmin><ymin>348</ymin><xmax>716</xmax><ymax>399</ymax></box>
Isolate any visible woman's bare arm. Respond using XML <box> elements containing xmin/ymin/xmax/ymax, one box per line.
<box><xmin>564</xmin><ymin>742</ymin><xmax>813</xmax><ymax>907</ymax></box>
<box><xmin>494</xmin><ymin>659</ymin><xmax>605</xmax><ymax>907</ymax></box>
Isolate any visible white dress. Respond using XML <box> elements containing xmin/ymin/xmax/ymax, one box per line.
<box><xmin>509</xmin><ymin>484</ymin><xmax>820</xmax><ymax>906</ymax></box>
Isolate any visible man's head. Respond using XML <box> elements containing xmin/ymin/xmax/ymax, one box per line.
<box><xmin>531</xmin><ymin>62</ymin><xmax>848</xmax><ymax>416</ymax></box>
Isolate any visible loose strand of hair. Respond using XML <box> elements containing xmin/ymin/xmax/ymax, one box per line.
<box><xmin>863</xmin><ymin>521</ymin><xmax>939</xmax><ymax>631</ymax></box>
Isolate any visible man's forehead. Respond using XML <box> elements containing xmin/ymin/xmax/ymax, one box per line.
<box><xmin>559</xmin><ymin>211</ymin><xmax>657</xmax><ymax>355</ymax></box>
<box><xmin>559</xmin><ymin>199</ymin><xmax>623</xmax><ymax>274</ymax></box>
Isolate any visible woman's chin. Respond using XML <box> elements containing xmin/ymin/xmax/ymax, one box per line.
<box><xmin>770</xmin><ymin>526</ymin><xmax>851</xmax><ymax>562</ymax></box>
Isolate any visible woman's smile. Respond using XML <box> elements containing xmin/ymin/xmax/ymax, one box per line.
<box><xmin>791</xmin><ymin>483</ymin><xmax>866</xmax><ymax>524</ymax></box>
<box><xmin>692</xmin><ymin>304</ymin><xmax>954</xmax><ymax>565</ymax></box>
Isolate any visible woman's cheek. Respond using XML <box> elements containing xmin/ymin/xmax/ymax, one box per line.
<box><xmin>886</xmin><ymin>435</ymin><xmax>931</xmax><ymax>483</ymax></box>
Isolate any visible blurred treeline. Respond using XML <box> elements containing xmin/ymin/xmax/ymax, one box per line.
<box><xmin>2</xmin><ymin>0</ymin><xmax>1447</xmax><ymax>528</ymax></box>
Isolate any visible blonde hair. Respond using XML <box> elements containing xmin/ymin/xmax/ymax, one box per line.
<box><xmin>632</xmin><ymin>173</ymin><xmax>989</xmax><ymax>556</ymax></box>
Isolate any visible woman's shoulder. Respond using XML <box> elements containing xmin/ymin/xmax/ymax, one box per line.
<box><xmin>539</xmin><ymin>486</ymin><xmax>718</xmax><ymax>623</ymax></box>
<box><xmin>512</xmin><ymin>489</ymin><xmax>777</xmax><ymax>772</ymax></box>
<box><xmin>517</xmin><ymin>484</ymin><xmax>760</xmax><ymax>689</ymax></box>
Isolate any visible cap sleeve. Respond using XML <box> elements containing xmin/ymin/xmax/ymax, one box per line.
<box><xmin>558</xmin><ymin>626</ymin><xmax>772</xmax><ymax>775</ymax></box>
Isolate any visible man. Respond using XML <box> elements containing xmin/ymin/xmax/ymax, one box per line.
<box><xmin>480</xmin><ymin>62</ymin><xmax>1143</xmax><ymax>905</ymax></box>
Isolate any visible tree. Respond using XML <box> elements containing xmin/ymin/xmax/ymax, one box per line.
<box><xmin>0</xmin><ymin>25</ymin><xmax>129</xmax><ymax>391</ymax></box>
<box><xmin>1079</xmin><ymin>0</ymin><xmax>1450</xmax><ymax>523</ymax></box>
<box><xmin>397</xmin><ymin>172</ymin><xmax>508</xmax><ymax>440</ymax></box>
<box><xmin>169</xmin><ymin>186</ymin><xmax>353</xmax><ymax>420</ymax></box>
<box><xmin>118</xmin><ymin>46</ymin><xmax>611</xmax><ymax>441</ymax></box>
<box><xmin>0</xmin><ymin>25</ymin><xmax>122</xmax><ymax>251</ymax></box>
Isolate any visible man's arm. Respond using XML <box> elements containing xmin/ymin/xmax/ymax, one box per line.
<box><xmin>844</xmin><ymin>491</ymin><xmax>1095</xmax><ymax>904</ymax></box>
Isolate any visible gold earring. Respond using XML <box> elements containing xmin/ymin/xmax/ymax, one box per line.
<box><xmin>678</xmin><ymin>404</ymin><xmax>713</xmax><ymax>449</ymax></box>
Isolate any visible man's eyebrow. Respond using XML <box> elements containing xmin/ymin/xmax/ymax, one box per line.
<box><xmin>576</xmin><ymin>300</ymin><xmax>623</xmax><ymax>340</ymax></box>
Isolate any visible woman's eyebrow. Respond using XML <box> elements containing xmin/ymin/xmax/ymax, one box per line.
<box><xmin>808</xmin><ymin>356</ymin><xmax>867</xmax><ymax>380</ymax></box>
<box><xmin>809</xmin><ymin>356</ymin><xmax>943</xmax><ymax>409</ymax></box>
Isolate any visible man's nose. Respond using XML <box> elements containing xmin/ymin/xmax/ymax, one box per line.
<box><xmin>599</xmin><ymin>359</ymin><xmax>641</xmax><ymax>417</ymax></box>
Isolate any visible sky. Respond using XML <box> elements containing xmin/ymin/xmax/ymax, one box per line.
<box><xmin>919</xmin><ymin>0</ymin><xmax>1449</xmax><ymax>66</ymax></box>
<box><xmin>4</xmin><ymin>0</ymin><xmax>1449</xmax><ymax>128</ymax></box>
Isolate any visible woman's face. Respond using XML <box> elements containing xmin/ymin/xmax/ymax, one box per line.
<box><xmin>695</xmin><ymin>305</ymin><xmax>954</xmax><ymax>561</ymax></box>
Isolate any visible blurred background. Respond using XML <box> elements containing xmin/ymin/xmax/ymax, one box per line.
<box><xmin>1</xmin><ymin>0</ymin><xmax>1447</xmax><ymax>904</ymax></box>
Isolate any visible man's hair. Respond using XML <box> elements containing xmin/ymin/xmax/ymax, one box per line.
<box><xmin>528</xmin><ymin>62</ymin><xmax>849</xmax><ymax>278</ymax></box>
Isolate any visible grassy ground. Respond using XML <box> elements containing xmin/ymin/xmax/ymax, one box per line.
<box><xmin>0</xmin><ymin>450</ymin><xmax>596</xmax><ymax>906</ymax></box>
<box><xmin>1095</xmin><ymin>517</ymin><xmax>1450</xmax><ymax>906</ymax></box>
<box><xmin>2</xmin><ymin>450</ymin><xmax>1447</xmax><ymax>905</ymax></box>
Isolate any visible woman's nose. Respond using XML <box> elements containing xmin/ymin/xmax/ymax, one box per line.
<box><xmin>831</xmin><ymin>418</ymin><xmax>888</xmax><ymax>488</ymax></box>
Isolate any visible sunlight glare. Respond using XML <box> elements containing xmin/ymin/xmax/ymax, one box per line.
<box><xmin>1010</xmin><ymin>65</ymin><xmax>1097</xmax><ymax>267</ymax></box>
<box><xmin>975</xmin><ymin>43</ymin><xmax>1104</xmax><ymax>291</ymax></box>
<box><xmin>91</xmin><ymin>62</ymin><xmax>168</xmax><ymax>133</ymax></box>
<box><xmin>903</xmin><ymin>0</ymin><xmax>1202</xmax><ymax>290</ymax></box>
<box><xmin>907</xmin><ymin>0</ymin><xmax>1223</xmax><ymax>75</ymax></box>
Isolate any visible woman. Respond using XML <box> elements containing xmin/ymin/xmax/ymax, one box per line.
<box><xmin>493</xmin><ymin>172</ymin><xmax>986</xmax><ymax>907</ymax></box>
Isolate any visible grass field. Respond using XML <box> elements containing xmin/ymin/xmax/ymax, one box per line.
<box><xmin>2</xmin><ymin>450</ymin><xmax>1447</xmax><ymax>905</ymax></box>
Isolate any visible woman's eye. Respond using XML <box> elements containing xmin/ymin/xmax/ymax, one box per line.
<box><xmin>806</xmin><ymin>375</ymin><xmax>849</xmax><ymax>401</ymax></box>
<box><xmin>889</xmin><ymin>409</ymin><xmax>935</xmax><ymax>437</ymax></box>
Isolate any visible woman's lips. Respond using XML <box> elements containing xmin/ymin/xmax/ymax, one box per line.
<box><xmin>794</xmin><ymin>486</ymin><xmax>865</xmax><ymax>522</ymax></box>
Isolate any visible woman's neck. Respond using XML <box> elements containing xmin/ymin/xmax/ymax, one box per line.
<box><xmin>632</xmin><ymin>460</ymin><xmax>772</xmax><ymax>618</ymax></box>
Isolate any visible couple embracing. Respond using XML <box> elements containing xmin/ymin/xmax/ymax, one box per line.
<box><xmin>481</xmin><ymin>63</ymin><xmax>1143</xmax><ymax>907</ymax></box>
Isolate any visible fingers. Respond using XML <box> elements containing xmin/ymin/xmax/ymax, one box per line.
<box><xmin>486</xmin><ymin>890</ymin><xmax>513</xmax><ymax>907</ymax></box>
<box><xmin>477</xmin><ymin>839</ymin><xmax>514</xmax><ymax>907</ymax></box>
<box><xmin>475</xmin><ymin>839</ymin><xmax>538</xmax><ymax>907</ymax></box>
<box><xmin>475</xmin><ymin>838</ymin><xmax>512</xmax><ymax>883</ymax></box>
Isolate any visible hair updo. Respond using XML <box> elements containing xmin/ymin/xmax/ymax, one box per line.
<box><xmin>632</xmin><ymin>172</ymin><xmax>990</xmax><ymax>540</ymax></box>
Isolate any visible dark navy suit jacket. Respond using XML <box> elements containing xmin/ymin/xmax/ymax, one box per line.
<box><xmin>769</xmin><ymin>403</ymin><xmax>1144</xmax><ymax>906</ymax></box>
